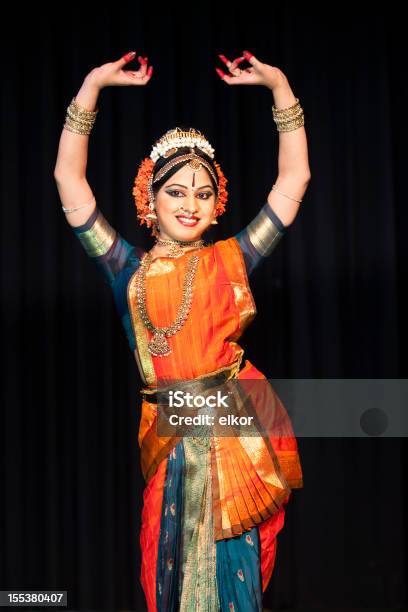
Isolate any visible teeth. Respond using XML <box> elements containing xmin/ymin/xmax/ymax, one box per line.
<box><xmin>178</xmin><ymin>217</ymin><xmax>198</xmax><ymax>225</ymax></box>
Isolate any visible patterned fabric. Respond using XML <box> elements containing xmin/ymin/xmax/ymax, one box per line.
<box><xmin>156</xmin><ymin>442</ymin><xmax>184</xmax><ymax>611</ymax></box>
<box><xmin>68</xmin><ymin>200</ymin><xmax>301</xmax><ymax>611</ymax></box>
<box><xmin>178</xmin><ymin>437</ymin><xmax>219</xmax><ymax>610</ymax></box>
<box><xmin>154</xmin><ymin>435</ymin><xmax>287</xmax><ymax>611</ymax></box>
<box><xmin>216</xmin><ymin>527</ymin><xmax>263</xmax><ymax>612</ymax></box>
<box><xmin>69</xmin><ymin>201</ymin><xmax>285</xmax><ymax>359</ymax></box>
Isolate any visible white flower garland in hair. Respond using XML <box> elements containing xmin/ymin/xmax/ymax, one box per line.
<box><xmin>149</xmin><ymin>127</ymin><xmax>215</xmax><ymax>162</ymax></box>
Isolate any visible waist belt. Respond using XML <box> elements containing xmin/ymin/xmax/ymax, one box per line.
<box><xmin>140</xmin><ymin>357</ymin><xmax>244</xmax><ymax>405</ymax></box>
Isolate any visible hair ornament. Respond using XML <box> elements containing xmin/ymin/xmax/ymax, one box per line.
<box><xmin>132</xmin><ymin>127</ymin><xmax>228</xmax><ymax>235</ymax></box>
<box><xmin>149</xmin><ymin>127</ymin><xmax>215</xmax><ymax>162</ymax></box>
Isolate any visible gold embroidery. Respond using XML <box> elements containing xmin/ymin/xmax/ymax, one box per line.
<box><xmin>76</xmin><ymin>209</ymin><xmax>117</xmax><ymax>257</ymax></box>
<box><xmin>178</xmin><ymin>438</ymin><xmax>220</xmax><ymax>610</ymax></box>
<box><xmin>227</xmin><ymin>238</ymin><xmax>257</xmax><ymax>339</ymax></box>
<box><xmin>133</xmin><ymin>348</ymin><xmax>148</xmax><ymax>387</ymax></box>
<box><xmin>127</xmin><ymin>267</ymin><xmax>156</xmax><ymax>387</ymax></box>
<box><xmin>231</xmin><ymin>282</ymin><xmax>257</xmax><ymax>330</ymax></box>
<box><xmin>146</xmin><ymin>259</ymin><xmax>176</xmax><ymax>276</ymax></box>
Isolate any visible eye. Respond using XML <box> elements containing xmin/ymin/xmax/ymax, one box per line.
<box><xmin>166</xmin><ymin>190</ymin><xmax>213</xmax><ymax>199</ymax></box>
<box><xmin>198</xmin><ymin>192</ymin><xmax>213</xmax><ymax>199</ymax></box>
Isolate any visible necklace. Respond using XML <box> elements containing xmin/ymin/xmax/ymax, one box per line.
<box><xmin>155</xmin><ymin>237</ymin><xmax>205</xmax><ymax>258</ymax></box>
<box><xmin>136</xmin><ymin>246</ymin><xmax>204</xmax><ymax>356</ymax></box>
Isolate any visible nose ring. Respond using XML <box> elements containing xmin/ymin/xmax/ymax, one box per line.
<box><xmin>177</xmin><ymin>205</ymin><xmax>196</xmax><ymax>215</ymax></box>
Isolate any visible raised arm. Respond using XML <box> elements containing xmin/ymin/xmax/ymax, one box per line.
<box><xmin>54</xmin><ymin>51</ymin><xmax>153</xmax><ymax>284</ymax></box>
<box><xmin>216</xmin><ymin>50</ymin><xmax>311</xmax><ymax>276</ymax></box>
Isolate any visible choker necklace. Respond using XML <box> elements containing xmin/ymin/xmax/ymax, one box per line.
<box><xmin>154</xmin><ymin>237</ymin><xmax>205</xmax><ymax>258</ymax></box>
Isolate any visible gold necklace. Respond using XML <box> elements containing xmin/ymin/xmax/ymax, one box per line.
<box><xmin>155</xmin><ymin>237</ymin><xmax>204</xmax><ymax>258</ymax></box>
<box><xmin>136</xmin><ymin>247</ymin><xmax>204</xmax><ymax>356</ymax></box>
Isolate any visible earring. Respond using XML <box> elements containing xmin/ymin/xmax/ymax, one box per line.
<box><xmin>146</xmin><ymin>196</ymin><xmax>157</xmax><ymax>220</ymax></box>
<box><xmin>211</xmin><ymin>217</ymin><xmax>218</xmax><ymax>225</ymax></box>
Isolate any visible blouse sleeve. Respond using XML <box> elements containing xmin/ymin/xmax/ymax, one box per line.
<box><xmin>234</xmin><ymin>202</ymin><xmax>287</xmax><ymax>277</ymax></box>
<box><xmin>69</xmin><ymin>204</ymin><xmax>137</xmax><ymax>287</ymax></box>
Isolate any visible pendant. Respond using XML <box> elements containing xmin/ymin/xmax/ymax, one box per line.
<box><xmin>167</xmin><ymin>244</ymin><xmax>184</xmax><ymax>258</ymax></box>
<box><xmin>148</xmin><ymin>331</ymin><xmax>172</xmax><ymax>356</ymax></box>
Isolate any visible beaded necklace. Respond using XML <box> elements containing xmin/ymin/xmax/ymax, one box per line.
<box><xmin>136</xmin><ymin>238</ymin><xmax>205</xmax><ymax>356</ymax></box>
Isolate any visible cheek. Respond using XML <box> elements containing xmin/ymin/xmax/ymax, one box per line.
<box><xmin>203</xmin><ymin>201</ymin><xmax>216</xmax><ymax>216</ymax></box>
<box><xmin>156</xmin><ymin>197</ymin><xmax>177</xmax><ymax>216</ymax></box>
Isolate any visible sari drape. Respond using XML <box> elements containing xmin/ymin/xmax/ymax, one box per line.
<box><xmin>69</xmin><ymin>200</ymin><xmax>303</xmax><ymax>611</ymax></box>
<box><xmin>131</xmin><ymin>236</ymin><xmax>303</xmax><ymax>611</ymax></box>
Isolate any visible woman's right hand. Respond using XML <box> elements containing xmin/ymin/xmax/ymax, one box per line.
<box><xmin>85</xmin><ymin>51</ymin><xmax>153</xmax><ymax>90</ymax></box>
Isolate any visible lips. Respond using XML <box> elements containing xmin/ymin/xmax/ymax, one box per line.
<box><xmin>176</xmin><ymin>215</ymin><xmax>200</xmax><ymax>226</ymax></box>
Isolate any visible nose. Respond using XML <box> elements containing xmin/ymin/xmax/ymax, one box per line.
<box><xmin>182</xmin><ymin>194</ymin><xmax>199</xmax><ymax>214</ymax></box>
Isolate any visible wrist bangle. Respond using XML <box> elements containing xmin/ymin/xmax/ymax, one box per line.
<box><xmin>64</xmin><ymin>97</ymin><xmax>99</xmax><ymax>136</ymax></box>
<box><xmin>272</xmin><ymin>97</ymin><xmax>305</xmax><ymax>132</ymax></box>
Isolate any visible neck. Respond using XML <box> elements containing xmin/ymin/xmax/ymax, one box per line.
<box><xmin>150</xmin><ymin>235</ymin><xmax>205</xmax><ymax>259</ymax></box>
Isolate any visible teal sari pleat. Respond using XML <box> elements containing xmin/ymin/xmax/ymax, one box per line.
<box><xmin>156</xmin><ymin>441</ymin><xmax>184</xmax><ymax>611</ymax></box>
<box><xmin>216</xmin><ymin>527</ymin><xmax>263</xmax><ymax>612</ymax></box>
<box><xmin>156</xmin><ymin>438</ymin><xmax>263</xmax><ymax>612</ymax></box>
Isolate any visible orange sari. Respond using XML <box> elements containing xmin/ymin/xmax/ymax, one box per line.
<box><xmin>127</xmin><ymin>236</ymin><xmax>303</xmax><ymax>610</ymax></box>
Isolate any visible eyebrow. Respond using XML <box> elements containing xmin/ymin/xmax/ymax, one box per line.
<box><xmin>165</xmin><ymin>183</ymin><xmax>214</xmax><ymax>190</ymax></box>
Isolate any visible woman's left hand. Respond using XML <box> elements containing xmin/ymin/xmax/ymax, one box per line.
<box><xmin>215</xmin><ymin>50</ymin><xmax>287</xmax><ymax>91</ymax></box>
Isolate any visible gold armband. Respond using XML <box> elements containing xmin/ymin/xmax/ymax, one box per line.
<box><xmin>75</xmin><ymin>209</ymin><xmax>117</xmax><ymax>258</ymax></box>
<box><xmin>246</xmin><ymin>206</ymin><xmax>284</xmax><ymax>257</ymax></box>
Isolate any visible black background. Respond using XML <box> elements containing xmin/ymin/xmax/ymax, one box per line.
<box><xmin>1</xmin><ymin>4</ymin><xmax>407</xmax><ymax>610</ymax></box>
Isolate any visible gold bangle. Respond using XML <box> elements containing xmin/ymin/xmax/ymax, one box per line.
<box><xmin>272</xmin><ymin>97</ymin><xmax>305</xmax><ymax>132</ymax></box>
<box><xmin>272</xmin><ymin>97</ymin><xmax>301</xmax><ymax>116</ymax></box>
<box><xmin>68</xmin><ymin>96</ymin><xmax>98</xmax><ymax>117</ymax></box>
<box><xmin>275</xmin><ymin>115</ymin><xmax>305</xmax><ymax>132</ymax></box>
<box><xmin>63</xmin><ymin>97</ymin><xmax>98</xmax><ymax>135</ymax></box>
<box><xmin>64</xmin><ymin>120</ymin><xmax>94</xmax><ymax>135</ymax></box>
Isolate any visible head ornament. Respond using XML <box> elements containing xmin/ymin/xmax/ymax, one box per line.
<box><xmin>132</xmin><ymin>127</ymin><xmax>228</xmax><ymax>235</ymax></box>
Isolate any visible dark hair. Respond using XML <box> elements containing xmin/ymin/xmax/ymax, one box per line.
<box><xmin>152</xmin><ymin>126</ymin><xmax>218</xmax><ymax>197</ymax></box>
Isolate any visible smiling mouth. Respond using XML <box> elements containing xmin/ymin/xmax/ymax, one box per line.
<box><xmin>176</xmin><ymin>215</ymin><xmax>200</xmax><ymax>225</ymax></box>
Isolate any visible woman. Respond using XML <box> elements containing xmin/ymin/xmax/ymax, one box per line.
<box><xmin>54</xmin><ymin>49</ymin><xmax>310</xmax><ymax>611</ymax></box>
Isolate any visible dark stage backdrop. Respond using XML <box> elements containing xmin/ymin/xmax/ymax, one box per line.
<box><xmin>1</xmin><ymin>6</ymin><xmax>407</xmax><ymax>611</ymax></box>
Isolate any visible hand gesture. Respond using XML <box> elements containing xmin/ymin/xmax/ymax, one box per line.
<box><xmin>85</xmin><ymin>51</ymin><xmax>153</xmax><ymax>90</ymax></box>
<box><xmin>215</xmin><ymin>50</ymin><xmax>287</xmax><ymax>91</ymax></box>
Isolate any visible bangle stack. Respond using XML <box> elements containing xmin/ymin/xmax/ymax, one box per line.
<box><xmin>64</xmin><ymin>97</ymin><xmax>98</xmax><ymax>135</ymax></box>
<box><xmin>272</xmin><ymin>97</ymin><xmax>304</xmax><ymax>132</ymax></box>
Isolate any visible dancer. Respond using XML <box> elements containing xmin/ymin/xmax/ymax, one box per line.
<box><xmin>54</xmin><ymin>49</ymin><xmax>310</xmax><ymax>611</ymax></box>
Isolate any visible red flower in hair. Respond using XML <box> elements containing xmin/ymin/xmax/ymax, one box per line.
<box><xmin>213</xmin><ymin>161</ymin><xmax>228</xmax><ymax>218</ymax></box>
<box><xmin>132</xmin><ymin>157</ymin><xmax>155</xmax><ymax>229</ymax></box>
